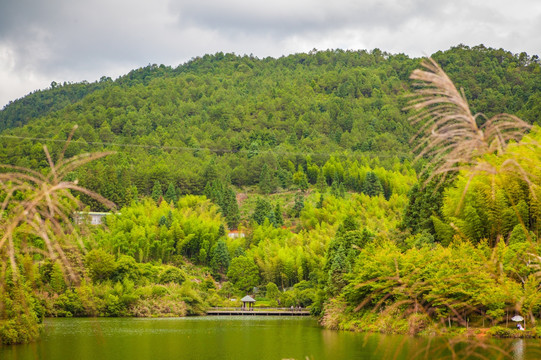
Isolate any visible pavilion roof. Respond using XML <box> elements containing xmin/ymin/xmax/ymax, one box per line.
<box><xmin>241</xmin><ymin>295</ymin><xmax>256</xmax><ymax>302</ymax></box>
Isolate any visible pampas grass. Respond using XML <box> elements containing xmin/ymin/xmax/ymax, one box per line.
<box><xmin>0</xmin><ymin>126</ymin><xmax>115</xmax><ymax>283</ymax></box>
<box><xmin>407</xmin><ymin>58</ymin><xmax>532</xmax><ymax>184</ymax></box>
<box><xmin>407</xmin><ymin>58</ymin><xmax>539</xmax><ymax>222</ymax></box>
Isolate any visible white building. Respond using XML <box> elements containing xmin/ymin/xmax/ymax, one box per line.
<box><xmin>74</xmin><ymin>212</ymin><xmax>110</xmax><ymax>225</ymax></box>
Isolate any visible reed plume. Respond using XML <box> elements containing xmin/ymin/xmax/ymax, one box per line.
<box><xmin>407</xmin><ymin>58</ymin><xmax>532</xmax><ymax>184</ymax></box>
<box><xmin>0</xmin><ymin>126</ymin><xmax>115</xmax><ymax>283</ymax></box>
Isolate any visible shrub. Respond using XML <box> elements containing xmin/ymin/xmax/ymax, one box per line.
<box><xmin>104</xmin><ymin>294</ymin><xmax>124</xmax><ymax>317</ymax></box>
<box><xmin>85</xmin><ymin>249</ymin><xmax>116</xmax><ymax>282</ymax></box>
<box><xmin>112</xmin><ymin>255</ymin><xmax>140</xmax><ymax>283</ymax></box>
<box><xmin>158</xmin><ymin>266</ymin><xmax>186</xmax><ymax>285</ymax></box>
<box><xmin>487</xmin><ymin>326</ymin><xmax>513</xmax><ymax>338</ymax></box>
<box><xmin>151</xmin><ymin>285</ymin><xmax>169</xmax><ymax>298</ymax></box>
<box><xmin>0</xmin><ymin>317</ymin><xmax>41</xmax><ymax>345</ymax></box>
<box><xmin>408</xmin><ymin>313</ymin><xmax>430</xmax><ymax>335</ymax></box>
<box><xmin>54</xmin><ymin>290</ymin><xmax>85</xmax><ymax>317</ymax></box>
<box><xmin>0</xmin><ymin>278</ymin><xmax>41</xmax><ymax>344</ymax></box>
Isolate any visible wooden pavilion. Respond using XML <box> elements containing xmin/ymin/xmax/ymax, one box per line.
<box><xmin>241</xmin><ymin>295</ymin><xmax>256</xmax><ymax>311</ymax></box>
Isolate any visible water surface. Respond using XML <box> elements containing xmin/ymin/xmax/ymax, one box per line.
<box><xmin>1</xmin><ymin>317</ymin><xmax>539</xmax><ymax>360</ymax></box>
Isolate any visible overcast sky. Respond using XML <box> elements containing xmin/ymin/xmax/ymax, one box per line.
<box><xmin>1</xmin><ymin>0</ymin><xmax>540</xmax><ymax>108</ymax></box>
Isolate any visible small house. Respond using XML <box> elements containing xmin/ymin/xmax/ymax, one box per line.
<box><xmin>227</xmin><ymin>230</ymin><xmax>245</xmax><ymax>239</ymax></box>
<box><xmin>74</xmin><ymin>211</ymin><xmax>110</xmax><ymax>225</ymax></box>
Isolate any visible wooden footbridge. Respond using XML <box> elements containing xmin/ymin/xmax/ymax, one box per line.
<box><xmin>206</xmin><ymin>307</ymin><xmax>310</xmax><ymax>316</ymax></box>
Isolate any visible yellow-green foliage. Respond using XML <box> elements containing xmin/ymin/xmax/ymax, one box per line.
<box><xmin>337</xmin><ymin>239</ymin><xmax>537</xmax><ymax>332</ymax></box>
<box><xmin>440</xmin><ymin>126</ymin><xmax>541</xmax><ymax>245</ymax></box>
<box><xmin>0</xmin><ymin>275</ymin><xmax>41</xmax><ymax>344</ymax></box>
<box><xmin>94</xmin><ymin>196</ymin><xmax>223</xmax><ymax>264</ymax></box>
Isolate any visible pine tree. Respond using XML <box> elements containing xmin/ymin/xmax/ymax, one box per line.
<box><xmin>205</xmin><ymin>180</ymin><xmax>240</xmax><ymax>229</ymax></box>
<box><xmin>151</xmin><ymin>180</ymin><xmax>163</xmax><ymax>202</ymax></box>
<box><xmin>224</xmin><ymin>187</ymin><xmax>240</xmax><ymax>229</ymax></box>
<box><xmin>299</xmin><ymin>174</ymin><xmax>309</xmax><ymax>193</ymax></box>
<box><xmin>210</xmin><ymin>240</ymin><xmax>231</xmax><ymax>274</ymax></box>
<box><xmin>361</xmin><ymin>172</ymin><xmax>383</xmax><ymax>197</ymax></box>
<box><xmin>316</xmin><ymin>194</ymin><xmax>325</xmax><ymax>209</ymax></box>
<box><xmin>328</xmin><ymin>245</ymin><xmax>348</xmax><ymax>294</ymax></box>
<box><xmin>203</xmin><ymin>158</ymin><xmax>219</xmax><ymax>185</ymax></box>
<box><xmin>204</xmin><ymin>179</ymin><xmax>224</xmax><ymax>207</ymax></box>
<box><xmin>291</xmin><ymin>192</ymin><xmax>304</xmax><ymax>218</ymax></box>
<box><xmin>164</xmin><ymin>182</ymin><xmax>178</xmax><ymax>203</ymax></box>
<box><xmin>274</xmin><ymin>203</ymin><xmax>284</xmax><ymax>227</ymax></box>
<box><xmin>234</xmin><ymin>246</ymin><xmax>246</xmax><ymax>258</ymax></box>
<box><xmin>252</xmin><ymin>197</ymin><xmax>273</xmax><ymax>225</ymax></box>
<box><xmin>267</xmin><ymin>208</ymin><xmax>277</xmax><ymax>227</ymax></box>
<box><xmin>276</xmin><ymin>166</ymin><xmax>292</xmax><ymax>189</ymax></box>
<box><xmin>401</xmin><ymin>175</ymin><xmax>447</xmax><ymax>235</ymax></box>
<box><xmin>259</xmin><ymin>163</ymin><xmax>276</xmax><ymax>194</ymax></box>
<box><xmin>158</xmin><ymin>215</ymin><xmax>167</xmax><ymax>227</ymax></box>
<box><xmin>330</xmin><ymin>175</ymin><xmax>343</xmax><ymax>198</ymax></box>
<box><xmin>50</xmin><ymin>261</ymin><xmax>66</xmax><ymax>293</ymax></box>
<box><xmin>316</xmin><ymin>171</ymin><xmax>327</xmax><ymax>194</ymax></box>
<box><xmin>218</xmin><ymin>224</ymin><xmax>226</xmax><ymax>238</ymax></box>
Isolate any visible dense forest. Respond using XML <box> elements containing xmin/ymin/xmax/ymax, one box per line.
<box><xmin>1</xmin><ymin>44</ymin><xmax>541</xmax><ymax>345</ymax></box>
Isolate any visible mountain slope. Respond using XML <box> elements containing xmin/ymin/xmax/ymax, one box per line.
<box><xmin>0</xmin><ymin>45</ymin><xmax>539</xmax><ymax>210</ymax></box>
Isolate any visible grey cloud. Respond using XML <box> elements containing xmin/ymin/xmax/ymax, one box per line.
<box><xmin>169</xmin><ymin>0</ymin><xmax>447</xmax><ymax>36</ymax></box>
<box><xmin>0</xmin><ymin>0</ymin><xmax>182</xmax><ymax>74</ymax></box>
<box><xmin>0</xmin><ymin>0</ymin><xmax>540</xmax><ymax>107</ymax></box>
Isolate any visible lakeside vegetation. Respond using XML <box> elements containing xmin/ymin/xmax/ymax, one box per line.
<box><xmin>1</xmin><ymin>45</ymin><xmax>541</xmax><ymax>348</ymax></box>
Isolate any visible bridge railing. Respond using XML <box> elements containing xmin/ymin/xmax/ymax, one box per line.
<box><xmin>208</xmin><ymin>307</ymin><xmax>307</xmax><ymax>312</ymax></box>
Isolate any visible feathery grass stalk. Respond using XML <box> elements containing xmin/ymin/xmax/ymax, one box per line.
<box><xmin>0</xmin><ymin>126</ymin><xmax>115</xmax><ymax>282</ymax></box>
<box><xmin>407</xmin><ymin>58</ymin><xmax>532</xmax><ymax>185</ymax></box>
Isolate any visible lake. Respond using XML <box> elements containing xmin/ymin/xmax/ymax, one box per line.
<box><xmin>1</xmin><ymin>317</ymin><xmax>539</xmax><ymax>360</ymax></box>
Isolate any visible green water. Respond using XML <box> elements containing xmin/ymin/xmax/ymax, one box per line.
<box><xmin>0</xmin><ymin>317</ymin><xmax>539</xmax><ymax>360</ymax></box>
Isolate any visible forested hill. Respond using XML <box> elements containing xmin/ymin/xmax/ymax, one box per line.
<box><xmin>0</xmin><ymin>45</ymin><xmax>540</xmax><ymax>210</ymax></box>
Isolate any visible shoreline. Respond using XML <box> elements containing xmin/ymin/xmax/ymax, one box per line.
<box><xmin>41</xmin><ymin>314</ymin><xmax>538</xmax><ymax>340</ymax></box>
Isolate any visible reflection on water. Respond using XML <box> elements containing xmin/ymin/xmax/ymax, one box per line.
<box><xmin>1</xmin><ymin>318</ymin><xmax>541</xmax><ymax>360</ymax></box>
<box><xmin>512</xmin><ymin>339</ymin><xmax>524</xmax><ymax>360</ymax></box>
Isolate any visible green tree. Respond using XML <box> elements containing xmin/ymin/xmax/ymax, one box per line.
<box><xmin>224</xmin><ymin>187</ymin><xmax>240</xmax><ymax>229</ymax></box>
<box><xmin>316</xmin><ymin>171</ymin><xmax>327</xmax><ymax>194</ymax></box>
<box><xmin>158</xmin><ymin>266</ymin><xmax>186</xmax><ymax>285</ymax></box>
<box><xmin>259</xmin><ymin>163</ymin><xmax>277</xmax><ymax>194</ymax></box>
<box><xmin>316</xmin><ymin>194</ymin><xmax>325</xmax><ymax>209</ymax></box>
<box><xmin>274</xmin><ymin>203</ymin><xmax>284</xmax><ymax>227</ymax></box>
<box><xmin>276</xmin><ymin>167</ymin><xmax>292</xmax><ymax>189</ymax></box>
<box><xmin>252</xmin><ymin>197</ymin><xmax>273</xmax><ymax>225</ymax></box>
<box><xmin>203</xmin><ymin>158</ymin><xmax>219</xmax><ymax>185</ymax></box>
<box><xmin>290</xmin><ymin>192</ymin><xmax>304</xmax><ymax>218</ymax></box>
<box><xmin>164</xmin><ymin>182</ymin><xmax>178</xmax><ymax>203</ymax></box>
<box><xmin>266</xmin><ymin>282</ymin><xmax>281</xmax><ymax>306</ymax></box>
<box><xmin>151</xmin><ymin>180</ymin><xmax>163</xmax><ymax>202</ymax></box>
<box><xmin>362</xmin><ymin>172</ymin><xmax>383</xmax><ymax>197</ymax></box>
<box><xmin>292</xmin><ymin>166</ymin><xmax>309</xmax><ymax>192</ymax></box>
<box><xmin>227</xmin><ymin>255</ymin><xmax>260</xmax><ymax>293</ymax></box>
<box><xmin>112</xmin><ymin>255</ymin><xmax>140</xmax><ymax>283</ymax></box>
<box><xmin>49</xmin><ymin>262</ymin><xmax>66</xmax><ymax>293</ymax></box>
<box><xmin>401</xmin><ymin>175</ymin><xmax>447</xmax><ymax>235</ymax></box>
<box><xmin>210</xmin><ymin>240</ymin><xmax>231</xmax><ymax>274</ymax></box>
<box><xmin>85</xmin><ymin>249</ymin><xmax>117</xmax><ymax>282</ymax></box>
<box><xmin>0</xmin><ymin>275</ymin><xmax>41</xmax><ymax>344</ymax></box>
<box><xmin>204</xmin><ymin>180</ymin><xmax>240</xmax><ymax>229</ymax></box>
<box><xmin>99</xmin><ymin>120</ymin><xmax>115</xmax><ymax>143</ymax></box>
